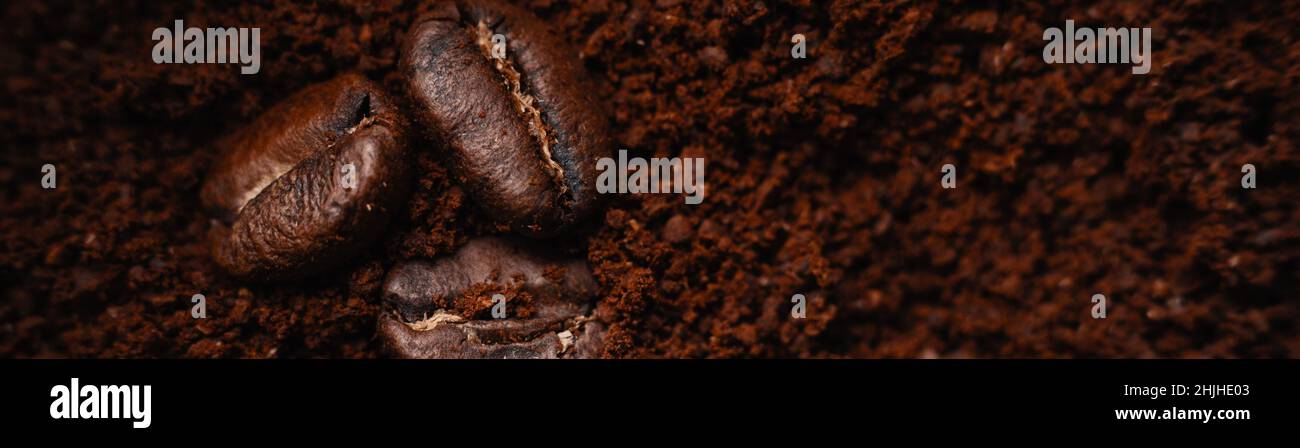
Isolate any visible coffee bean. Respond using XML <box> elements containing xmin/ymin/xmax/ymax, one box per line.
<box><xmin>400</xmin><ymin>0</ymin><xmax>613</xmax><ymax>237</ymax></box>
<box><xmin>382</xmin><ymin>236</ymin><xmax>595</xmax><ymax>321</ymax></box>
<box><xmin>201</xmin><ymin>74</ymin><xmax>412</xmax><ymax>281</ymax></box>
<box><xmin>378</xmin><ymin>316</ymin><xmax>607</xmax><ymax>359</ymax></box>
<box><xmin>378</xmin><ymin>236</ymin><xmax>604</xmax><ymax>358</ymax></box>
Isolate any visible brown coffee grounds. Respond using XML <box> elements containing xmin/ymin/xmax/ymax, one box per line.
<box><xmin>1</xmin><ymin>1</ymin><xmax>1296</xmax><ymax>358</ymax></box>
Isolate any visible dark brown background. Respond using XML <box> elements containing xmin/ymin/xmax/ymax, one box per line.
<box><xmin>1</xmin><ymin>0</ymin><xmax>1296</xmax><ymax>358</ymax></box>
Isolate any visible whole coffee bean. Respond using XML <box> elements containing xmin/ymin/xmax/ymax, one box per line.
<box><xmin>200</xmin><ymin>74</ymin><xmax>412</xmax><ymax>281</ymax></box>
<box><xmin>378</xmin><ymin>315</ymin><xmax>607</xmax><ymax>359</ymax></box>
<box><xmin>400</xmin><ymin>0</ymin><xmax>613</xmax><ymax>237</ymax></box>
<box><xmin>378</xmin><ymin>236</ymin><xmax>604</xmax><ymax>358</ymax></box>
<box><xmin>383</xmin><ymin>236</ymin><xmax>596</xmax><ymax>321</ymax></box>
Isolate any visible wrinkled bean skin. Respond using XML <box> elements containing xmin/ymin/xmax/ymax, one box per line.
<box><xmin>379</xmin><ymin>237</ymin><xmax>605</xmax><ymax>358</ymax></box>
<box><xmin>400</xmin><ymin>0</ymin><xmax>612</xmax><ymax>237</ymax></box>
<box><xmin>201</xmin><ymin>74</ymin><xmax>412</xmax><ymax>281</ymax></box>
<box><xmin>383</xmin><ymin>237</ymin><xmax>596</xmax><ymax>322</ymax></box>
<box><xmin>379</xmin><ymin>315</ymin><xmax>606</xmax><ymax>359</ymax></box>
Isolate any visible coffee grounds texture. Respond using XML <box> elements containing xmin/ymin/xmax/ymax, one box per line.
<box><xmin>1</xmin><ymin>0</ymin><xmax>1297</xmax><ymax>358</ymax></box>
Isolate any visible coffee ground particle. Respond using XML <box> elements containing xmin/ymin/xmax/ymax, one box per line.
<box><xmin>1</xmin><ymin>1</ymin><xmax>1297</xmax><ymax>358</ymax></box>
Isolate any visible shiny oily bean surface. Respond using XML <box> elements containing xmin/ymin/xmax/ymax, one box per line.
<box><xmin>201</xmin><ymin>74</ymin><xmax>412</xmax><ymax>281</ymax></box>
<box><xmin>400</xmin><ymin>0</ymin><xmax>612</xmax><ymax>237</ymax></box>
<box><xmin>379</xmin><ymin>237</ymin><xmax>604</xmax><ymax>358</ymax></box>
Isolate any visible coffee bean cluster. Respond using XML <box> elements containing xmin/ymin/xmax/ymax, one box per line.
<box><xmin>200</xmin><ymin>0</ymin><xmax>611</xmax><ymax>357</ymax></box>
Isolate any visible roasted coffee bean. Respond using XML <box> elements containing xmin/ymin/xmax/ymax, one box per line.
<box><xmin>378</xmin><ymin>315</ymin><xmax>606</xmax><ymax>359</ymax></box>
<box><xmin>382</xmin><ymin>236</ymin><xmax>596</xmax><ymax>321</ymax></box>
<box><xmin>201</xmin><ymin>74</ymin><xmax>412</xmax><ymax>281</ymax></box>
<box><xmin>400</xmin><ymin>0</ymin><xmax>613</xmax><ymax>237</ymax></box>
<box><xmin>378</xmin><ymin>236</ymin><xmax>604</xmax><ymax>358</ymax></box>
